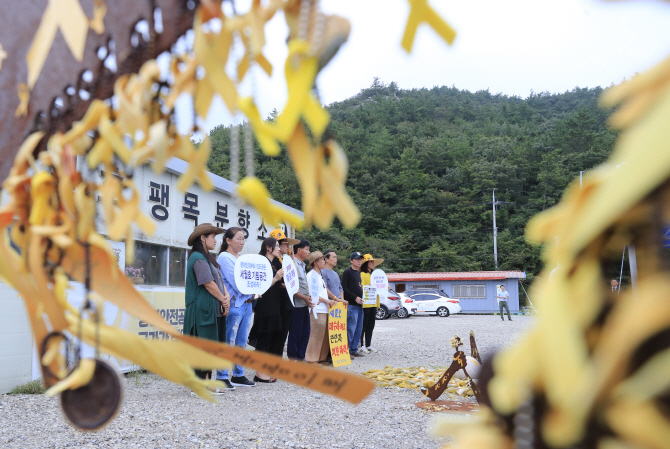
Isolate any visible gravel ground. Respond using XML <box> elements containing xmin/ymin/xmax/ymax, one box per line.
<box><xmin>0</xmin><ymin>314</ymin><xmax>534</xmax><ymax>449</ymax></box>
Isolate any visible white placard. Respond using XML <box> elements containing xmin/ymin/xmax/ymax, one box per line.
<box><xmin>370</xmin><ymin>269</ymin><xmax>388</xmax><ymax>301</ymax></box>
<box><xmin>363</xmin><ymin>285</ymin><xmax>377</xmax><ymax>306</ymax></box>
<box><xmin>308</xmin><ymin>271</ymin><xmax>321</xmax><ymax>318</ymax></box>
<box><xmin>282</xmin><ymin>255</ymin><xmax>298</xmax><ymax>306</ymax></box>
<box><xmin>234</xmin><ymin>254</ymin><xmax>273</xmax><ymax>295</ymax></box>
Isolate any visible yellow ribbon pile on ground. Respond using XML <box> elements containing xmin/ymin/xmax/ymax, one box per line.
<box><xmin>363</xmin><ymin>366</ymin><xmax>476</xmax><ymax>398</ymax></box>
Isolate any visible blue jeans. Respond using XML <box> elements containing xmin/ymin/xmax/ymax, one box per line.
<box><xmin>217</xmin><ymin>301</ymin><xmax>253</xmax><ymax>380</ymax></box>
<box><xmin>347</xmin><ymin>304</ymin><xmax>364</xmax><ymax>354</ymax></box>
<box><xmin>286</xmin><ymin>306</ymin><xmax>311</xmax><ymax>360</ymax></box>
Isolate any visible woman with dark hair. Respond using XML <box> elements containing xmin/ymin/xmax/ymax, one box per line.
<box><xmin>184</xmin><ymin>223</ymin><xmax>230</xmax><ymax>393</ymax></box>
<box><xmin>215</xmin><ymin>227</ymin><xmax>256</xmax><ymax>389</ymax></box>
<box><xmin>248</xmin><ymin>237</ymin><xmax>285</xmax><ymax>382</ymax></box>
<box><xmin>359</xmin><ymin>254</ymin><xmax>384</xmax><ymax>354</ymax></box>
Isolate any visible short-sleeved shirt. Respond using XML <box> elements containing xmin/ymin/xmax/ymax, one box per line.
<box><xmin>321</xmin><ymin>268</ymin><xmax>343</xmax><ymax>299</ymax></box>
<box><xmin>293</xmin><ymin>258</ymin><xmax>309</xmax><ymax>308</ymax></box>
<box><xmin>497</xmin><ymin>290</ymin><xmax>510</xmax><ymax>303</ymax></box>
<box><xmin>307</xmin><ymin>269</ymin><xmax>329</xmax><ymax>314</ymax></box>
<box><xmin>193</xmin><ymin>258</ymin><xmax>225</xmax><ymax>317</ymax></box>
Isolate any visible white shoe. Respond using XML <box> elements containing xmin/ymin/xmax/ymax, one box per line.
<box><xmin>367</xmin><ymin>346</ymin><xmax>377</xmax><ymax>352</ymax></box>
<box><xmin>358</xmin><ymin>346</ymin><xmax>369</xmax><ymax>354</ymax></box>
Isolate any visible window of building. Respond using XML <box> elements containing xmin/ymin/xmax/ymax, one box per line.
<box><xmin>125</xmin><ymin>242</ymin><xmax>167</xmax><ymax>286</ymax></box>
<box><xmin>169</xmin><ymin>247</ymin><xmax>187</xmax><ymax>287</ymax></box>
<box><xmin>453</xmin><ymin>284</ymin><xmax>486</xmax><ymax>298</ymax></box>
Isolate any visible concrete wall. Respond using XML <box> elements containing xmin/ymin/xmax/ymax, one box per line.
<box><xmin>0</xmin><ymin>283</ymin><xmax>34</xmax><ymax>393</ymax></box>
<box><xmin>390</xmin><ymin>279</ymin><xmax>520</xmax><ymax>313</ymax></box>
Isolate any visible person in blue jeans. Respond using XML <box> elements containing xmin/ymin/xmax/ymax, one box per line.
<box><xmin>216</xmin><ymin>227</ymin><xmax>255</xmax><ymax>389</ymax></box>
<box><xmin>342</xmin><ymin>252</ymin><xmax>365</xmax><ymax>357</ymax></box>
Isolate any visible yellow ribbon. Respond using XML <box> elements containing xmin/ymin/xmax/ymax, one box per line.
<box><xmin>237</xmin><ymin>177</ymin><xmax>304</xmax><ymax>230</ymax></box>
<box><xmin>401</xmin><ymin>0</ymin><xmax>456</xmax><ymax>53</ymax></box>
<box><xmin>15</xmin><ymin>83</ymin><xmax>30</xmax><ymax>117</ymax></box>
<box><xmin>26</xmin><ymin>0</ymin><xmax>90</xmax><ymax>88</ymax></box>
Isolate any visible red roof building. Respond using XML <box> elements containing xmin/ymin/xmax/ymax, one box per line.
<box><xmin>387</xmin><ymin>271</ymin><xmax>526</xmax><ymax>282</ymax></box>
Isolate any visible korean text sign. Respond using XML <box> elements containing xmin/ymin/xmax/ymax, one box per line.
<box><xmin>328</xmin><ymin>303</ymin><xmax>351</xmax><ymax>367</ymax></box>
<box><xmin>234</xmin><ymin>254</ymin><xmax>272</xmax><ymax>295</ymax></box>
<box><xmin>282</xmin><ymin>255</ymin><xmax>298</xmax><ymax>306</ymax></box>
<box><xmin>363</xmin><ymin>285</ymin><xmax>377</xmax><ymax>307</ymax></box>
<box><xmin>370</xmin><ymin>269</ymin><xmax>388</xmax><ymax>301</ymax></box>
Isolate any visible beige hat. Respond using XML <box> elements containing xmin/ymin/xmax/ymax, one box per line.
<box><xmin>188</xmin><ymin>223</ymin><xmax>224</xmax><ymax>246</ymax></box>
<box><xmin>307</xmin><ymin>251</ymin><xmax>325</xmax><ymax>267</ymax></box>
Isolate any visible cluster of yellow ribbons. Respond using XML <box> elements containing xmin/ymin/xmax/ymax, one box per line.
<box><xmin>0</xmin><ymin>0</ymin><xmax>459</xmax><ymax>427</ymax></box>
<box><xmin>430</xmin><ymin>9</ymin><xmax>670</xmax><ymax>449</ymax></box>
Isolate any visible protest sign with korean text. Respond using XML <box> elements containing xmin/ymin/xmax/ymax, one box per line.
<box><xmin>328</xmin><ymin>303</ymin><xmax>351</xmax><ymax>367</ymax></box>
<box><xmin>370</xmin><ymin>269</ymin><xmax>388</xmax><ymax>301</ymax></box>
<box><xmin>234</xmin><ymin>254</ymin><xmax>272</xmax><ymax>295</ymax></box>
<box><xmin>362</xmin><ymin>285</ymin><xmax>377</xmax><ymax>307</ymax></box>
<box><xmin>308</xmin><ymin>270</ymin><xmax>323</xmax><ymax>318</ymax></box>
<box><xmin>282</xmin><ymin>255</ymin><xmax>298</xmax><ymax>306</ymax></box>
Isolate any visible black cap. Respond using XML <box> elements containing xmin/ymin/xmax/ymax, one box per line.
<box><xmin>350</xmin><ymin>251</ymin><xmax>363</xmax><ymax>260</ymax></box>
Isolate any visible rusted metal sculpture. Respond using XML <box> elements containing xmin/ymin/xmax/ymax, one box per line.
<box><xmin>419</xmin><ymin>333</ymin><xmax>483</xmax><ymax>403</ymax></box>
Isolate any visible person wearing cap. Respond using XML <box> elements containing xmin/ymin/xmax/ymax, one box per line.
<box><xmin>287</xmin><ymin>239</ymin><xmax>315</xmax><ymax>360</ymax></box>
<box><xmin>184</xmin><ymin>223</ymin><xmax>230</xmax><ymax>392</ymax></box>
<box><xmin>342</xmin><ymin>252</ymin><xmax>365</xmax><ymax>357</ymax></box>
<box><xmin>215</xmin><ymin>227</ymin><xmax>256</xmax><ymax>389</ymax></box>
<box><xmin>359</xmin><ymin>254</ymin><xmax>384</xmax><ymax>354</ymax></box>
<box><xmin>269</xmin><ymin>228</ymin><xmax>300</xmax><ymax>356</ymax></box>
<box><xmin>305</xmin><ymin>251</ymin><xmax>336</xmax><ymax>363</ymax></box>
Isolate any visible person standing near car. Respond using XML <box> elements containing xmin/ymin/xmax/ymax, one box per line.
<box><xmin>497</xmin><ymin>284</ymin><xmax>512</xmax><ymax>321</ymax></box>
<box><xmin>287</xmin><ymin>239</ymin><xmax>315</xmax><ymax>360</ymax></box>
<box><xmin>269</xmin><ymin>228</ymin><xmax>300</xmax><ymax>356</ymax></box>
<box><xmin>359</xmin><ymin>254</ymin><xmax>384</xmax><ymax>353</ymax></box>
<box><xmin>343</xmin><ymin>252</ymin><xmax>365</xmax><ymax>357</ymax></box>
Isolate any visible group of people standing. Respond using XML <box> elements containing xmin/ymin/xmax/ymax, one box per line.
<box><xmin>183</xmin><ymin>223</ymin><xmax>384</xmax><ymax>395</ymax></box>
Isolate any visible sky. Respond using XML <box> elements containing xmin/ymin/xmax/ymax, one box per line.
<box><xmin>173</xmin><ymin>0</ymin><xmax>670</xmax><ymax>134</ymax></box>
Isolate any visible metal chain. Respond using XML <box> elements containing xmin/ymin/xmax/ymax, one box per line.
<box><xmin>311</xmin><ymin>0</ymin><xmax>325</xmax><ymax>56</ymax></box>
<box><xmin>230</xmin><ymin>123</ymin><xmax>240</xmax><ymax>184</ymax></box>
<box><xmin>244</xmin><ymin>122</ymin><xmax>254</xmax><ymax>178</ymax></box>
<box><xmin>297</xmin><ymin>0</ymin><xmax>312</xmax><ymax>42</ymax></box>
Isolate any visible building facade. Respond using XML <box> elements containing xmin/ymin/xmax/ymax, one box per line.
<box><xmin>388</xmin><ymin>271</ymin><xmax>526</xmax><ymax>314</ymax></box>
<box><xmin>0</xmin><ymin>158</ymin><xmax>302</xmax><ymax>393</ymax></box>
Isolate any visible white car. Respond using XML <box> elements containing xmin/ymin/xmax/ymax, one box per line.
<box><xmin>395</xmin><ymin>292</ymin><xmax>417</xmax><ymax>318</ymax></box>
<box><xmin>406</xmin><ymin>292</ymin><xmax>461</xmax><ymax>317</ymax></box>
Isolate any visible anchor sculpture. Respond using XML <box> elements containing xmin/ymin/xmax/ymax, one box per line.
<box><xmin>419</xmin><ymin>331</ymin><xmax>483</xmax><ymax>403</ymax></box>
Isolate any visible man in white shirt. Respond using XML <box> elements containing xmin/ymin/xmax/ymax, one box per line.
<box><xmin>497</xmin><ymin>284</ymin><xmax>512</xmax><ymax>321</ymax></box>
<box><xmin>305</xmin><ymin>251</ymin><xmax>336</xmax><ymax>363</ymax></box>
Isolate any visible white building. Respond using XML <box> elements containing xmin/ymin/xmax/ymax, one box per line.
<box><xmin>0</xmin><ymin>158</ymin><xmax>302</xmax><ymax>393</ymax></box>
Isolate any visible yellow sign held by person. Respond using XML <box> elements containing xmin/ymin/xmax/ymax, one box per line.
<box><xmin>363</xmin><ymin>285</ymin><xmax>377</xmax><ymax>308</ymax></box>
<box><xmin>328</xmin><ymin>303</ymin><xmax>351</xmax><ymax>367</ymax></box>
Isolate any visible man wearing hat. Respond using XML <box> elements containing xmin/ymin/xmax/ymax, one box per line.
<box><xmin>268</xmin><ymin>229</ymin><xmax>300</xmax><ymax>356</ymax></box>
<box><xmin>305</xmin><ymin>251</ymin><xmax>336</xmax><ymax>363</ymax></box>
<box><xmin>342</xmin><ymin>252</ymin><xmax>365</xmax><ymax>357</ymax></box>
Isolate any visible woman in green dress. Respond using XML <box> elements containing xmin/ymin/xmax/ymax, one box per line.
<box><xmin>184</xmin><ymin>223</ymin><xmax>230</xmax><ymax>387</ymax></box>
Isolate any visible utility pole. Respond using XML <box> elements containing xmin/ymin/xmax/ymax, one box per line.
<box><xmin>493</xmin><ymin>189</ymin><xmax>498</xmax><ymax>270</ymax></box>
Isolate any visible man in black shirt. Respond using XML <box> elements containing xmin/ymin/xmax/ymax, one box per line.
<box><xmin>342</xmin><ymin>252</ymin><xmax>365</xmax><ymax>356</ymax></box>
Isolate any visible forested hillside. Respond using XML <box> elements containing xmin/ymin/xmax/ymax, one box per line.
<box><xmin>207</xmin><ymin>80</ymin><xmax>617</xmax><ymax>278</ymax></box>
